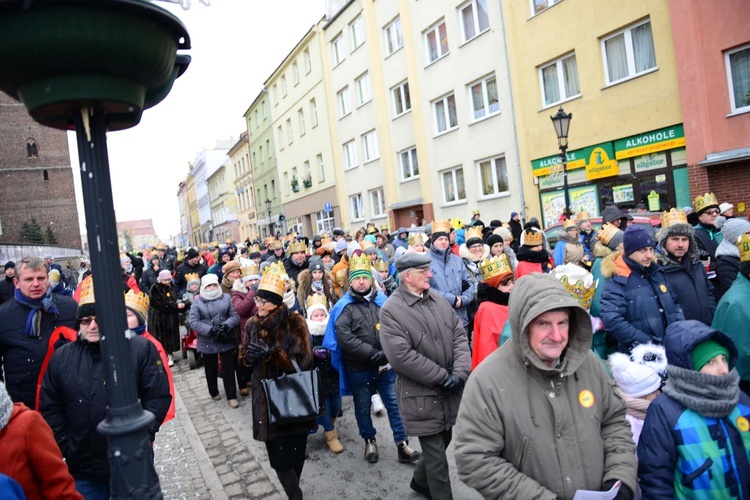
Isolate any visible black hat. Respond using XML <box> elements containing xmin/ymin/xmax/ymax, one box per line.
<box><xmin>333</xmin><ymin>228</ymin><xmax>345</xmax><ymax>237</ymax></box>
<box><xmin>487</xmin><ymin>234</ymin><xmax>504</xmax><ymax>248</ymax></box>
<box><xmin>489</xmin><ymin>220</ymin><xmax>503</xmax><ymax>228</ymax></box>
<box><xmin>186</xmin><ymin>248</ymin><xmax>200</xmax><ymax>260</ymax></box>
<box><xmin>4</xmin><ymin>261</ymin><xmax>15</xmax><ymax>271</ymax></box>
<box><xmin>395</xmin><ymin>252</ymin><xmax>432</xmax><ymax>273</ymax></box>
<box><xmin>308</xmin><ymin>259</ymin><xmax>324</xmax><ymax>272</ymax></box>
<box><xmin>601</xmin><ymin>205</ymin><xmax>625</xmax><ymax>224</ymax></box>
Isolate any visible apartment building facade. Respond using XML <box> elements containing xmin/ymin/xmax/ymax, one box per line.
<box><xmin>229</xmin><ymin>132</ymin><xmax>257</xmax><ymax>242</ymax></box>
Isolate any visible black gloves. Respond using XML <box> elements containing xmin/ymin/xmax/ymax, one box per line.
<box><xmin>602</xmin><ymin>480</ymin><xmax>633</xmax><ymax>500</ymax></box>
<box><xmin>245</xmin><ymin>341</ymin><xmax>271</xmax><ymax>364</ymax></box>
<box><xmin>441</xmin><ymin>373</ymin><xmax>464</xmax><ymax>394</ymax></box>
<box><xmin>369</xmin><ymin>350</ymin><xmax>387</xmax><ymax>365</ymax></box>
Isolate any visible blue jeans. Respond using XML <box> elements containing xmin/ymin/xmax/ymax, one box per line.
<box><xmin>317</xmin><ymin>393</ymin><xmax>343</xmax><ymax>431</ymax></box>
<box><xmin>75</xmin><ymin>479</ymin><xmax>110</xmax><ymax>500</ymax></box>
<box><xmin>347</xmin><ymin>368</ymin><xmax>406</xmax><ymax>443</ymax></box>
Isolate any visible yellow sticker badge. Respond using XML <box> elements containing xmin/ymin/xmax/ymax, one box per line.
<box><xmin>738</xmin><ymin>416</ymin><xmax>750</xmax><ymax>432</ymax></box>
<box><xmin>659</xmin><ymin>284</ymin><xmax>667</xmax><ymax>293</ymax></box>
<box><xmin>579</xmin><ymin>390</ymin><xmax>595</xmax><ymax>408</ymax></box>
<box><xmin>376</xmin><ymin>323</ymin><xmax>381</xmax><ymax>331</ymax></box>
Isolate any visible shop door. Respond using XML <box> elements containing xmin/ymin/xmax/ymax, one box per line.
<box><xmin>635</xmin><ymin>171</ymin><xmax>674</xmax><ymax>212</ymax></box>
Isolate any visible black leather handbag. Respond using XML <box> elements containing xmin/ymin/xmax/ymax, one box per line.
<box><xmin>261</xmin><ymin>358</ymin><xmax>322</xmax><ymax>427</ymax></box>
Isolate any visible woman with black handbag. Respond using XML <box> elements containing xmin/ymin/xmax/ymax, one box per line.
<box><xmin>241</xmin><ymin>262</ymin><xmax>316</xmax><ymax>500</ymax></box>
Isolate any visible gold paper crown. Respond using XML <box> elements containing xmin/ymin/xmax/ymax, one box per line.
<box><xmin>320</xmin><ymin>237</ymin><xmax>332</xmax><ymax>246</ymax></box>
<box><xmin>576</xmin><ymin>210</ymin><xmax>590</xmax><ymax>221</ymax></box>
<box><xmin>264</xmin><ymin>237</ymin><xmax>275</xmax><ymax>245</ymax></box>
<box><xmin>366</xmin><ymin>226</ymin><xmax>377</xmax><ymax>235</ymax></box>
<box><xmin>78</xmin><ymin>276</ymin><xmax>95</xmax><ymax>307</ymax></box>
<box><xmin>597</xmin><ymin>223</ymin><xmax>620</xmax><ymax>246</ymax></box>
<box><xmin>738</xmin><ymin>233</ymin><xmax>750</xmax><ymax>263</ymax></box>
<box><xmin>348</xmin><ymin>255</ymin><xmax>371</xmax><ymax>275</ymax></box>
<box><xmin>693</xmin><ymin>192</ymin><xmax>719</xmax><ymax>213</ymax></box>
<box><xmin>241</xmin><ymin>263</ymin><xmax>259</xmax><ymax>278</ymax></box>
<box><xmin>361</xmin><ymin>240</ymin><xmax>376</xmax><ymax>251</ymax></box>
<box><xmin>433</xmin><ymin>219</ymin><xmax>452</xmax><ymax>235</ymax></box>
<box><xmin>184</xmin><ymin>272</ymin><xmax>200</xmax><ymax>283</ymax></box>
<box><xmin>660</xmin><ymin>208</ymin><xmax>688</xmax><ymax>230</ymax></box>
<box><xmin>408</xmin><ymin>233</ymin><xmax>424</xmax><ymax>246</ymax></box>
<box><xmin>380</xmin><ymin>224</ymin><xmax>389</xmax><ymax>231</ymax></box>
<box><xmin>451</xmin><ymin>218</ymin><xmax>464</xmax><ymax>230</ymax></box>
<box><xmin>523</xmin><ymin>229</ymin><xmax>543</xmax><ymax>246</ymax></box>
<box><xmin>258</xmin><ymin>262</ymin><xmax>287</xmax><ymax>297</ymax></box>
<box><xmin>272</xmin><ymin>240</ymin><xmax>284</xmax><ymax>250</ymax></box>
<box><xmin>373</xmin><ymin>259</ymin><xmax>389</xmax><ymax>272</ymax></box>
<box><xmin>288</xmin><ymin>240</ymin><xmax>308</xmax><ymax>254</ymax></box>
<box><xmin>563</xmin><ymin>219</ymin><xmax>577</xmax><ymax>230</ymax></box>
<box><xmin>479</xmin><ymin>254</ymin><xmax>512</xmax><ymax>281</ymax></box>
<box><xmin>472</xmin><ymin>210</ymin><xmax>480</xmax><ymax>216</ymax></box>
<box><xmin>306</xmin><ymin>293</ymin><xmax>329</xmax><ymax>310</ymax></box>
<box><xmin>155</xmin><ymin>242</ymin><xmax>166</xmax><ymax>250</ymax></box>
<box><xmin>124</xmin><ymin>289</ymin><xmax>149</xmax><ymax>320</ymax></box>
<box><xmin>209</xmin><ymin>241</ymin><xmax>219</xmax><ymax>248</ymax></box>
<box><xmin>248</xmin><ymin>244</ymin><xmax>260</xmax><ymax>253</ymax></box>
<box><xmin>559</xmin><ymin>274</ymin><xmax>597</xmax><ymax>310</ymax></box>
<box><xmin>199</xmin><ymin>243</ymin><xmax>208</xmax><ymax>250</ymax></box>
<box><xmin>465</xmin><ymin>226</ymin><xmax>483</xmax><ymax>242</ymax></box>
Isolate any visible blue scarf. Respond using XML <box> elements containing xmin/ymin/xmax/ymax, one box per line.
<box><xmin>14</xmin><ymin>288</ymin><xmax>59</xmax><ymax>337</ymax></box>
<box><xmin>130</xmin><ymin>324</ymin><xmax>147</xmax><ymax>335</ymax></box>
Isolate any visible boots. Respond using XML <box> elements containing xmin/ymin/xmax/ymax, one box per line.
<box><xmin>325</xmin><ymin>429</ymin><xmax>344</xmax><ymax>454</ymax></box>
<box><xmin>397</xmin><ymin>440</ymin><xmax>422</xmax><ymax>464</ymax></box>
<box><xmin>364</xmin><ymin>438</ymin><xmax>378</xmax><ymax>463</ymax></box>
<box><xmin>276</xmin><ymin>468</ymin><xmax>303</xmax><ymax>500</ymax></box>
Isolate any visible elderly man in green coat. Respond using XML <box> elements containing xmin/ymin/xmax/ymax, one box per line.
<box><xmin>453</xmin><ymin>273</ymin><xmax>637</xmax><ymax>499</ymax></box>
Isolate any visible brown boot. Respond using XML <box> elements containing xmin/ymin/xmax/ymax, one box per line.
<box><xmin>325</xmin><ymin>429</ymin><xmax>344</xmax><ymax>454</ymax></box>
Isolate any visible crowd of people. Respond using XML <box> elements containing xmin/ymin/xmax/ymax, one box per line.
<box><xmin>1</xmin><ymin>193</ymin><xmax>749</xmax><ymax>499</ymax></box>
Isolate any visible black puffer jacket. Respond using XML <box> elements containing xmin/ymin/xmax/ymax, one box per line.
<box><xmin>40</xmin><ymin>335</ymin><xmax>171</xmax><ymax>481</ymax></box>
<box><xmin>334</xmin><ymin>287</ymin><xmax>383</xmax><ymax>372</ymax></box>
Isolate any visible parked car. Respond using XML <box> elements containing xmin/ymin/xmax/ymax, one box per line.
<box><xmin>543</xmin><ymin>215</ymin><xmax>660</xmax><ymax>248</ymax></box>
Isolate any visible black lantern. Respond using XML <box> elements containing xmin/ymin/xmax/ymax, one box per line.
<box><xmin>264</xmin><ymin>198</ymin><xmax>273</xmax><ymax>238</ymax></box>
<box><xmin>550</xmin><ymin>107</ymin><xmax>573</xmax><ymax>218</ymax></box>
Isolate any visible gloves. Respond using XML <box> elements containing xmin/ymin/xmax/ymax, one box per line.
<box><xmin>232</xmin><ymin>279</ymin><xmax>247</xmax><ymax>293</ymax></box>
<box><xmin>602</xmin><ymin>480</ymin><xmax>633</xmax><ymax>500</ymax></box>
<box><xmin>369</xmin><ymin>350</ymin><xmax>387</xmax><ymax>365</ymax></box>
<box><xmin>441</xmin><ymin>373</ymin><xmax>464</xmax><ymax>394</ymax></box>
<box><xmin>245</xmin><ymin>341</ymin><xmax>271</xmax><ymax>364</ymax></box>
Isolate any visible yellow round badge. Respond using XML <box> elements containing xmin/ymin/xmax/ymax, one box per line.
<box><xmin>376</xmin><ymin>323</ymin><xmax>381</xmax><ymax>331</ymax></box>
<box><xmin>579</xmin><ymin>390</ymin><xmax>595</xmax><ymax>408</ymax></box>
<box><xmin>738</xmin><ymin>416</ymin><xmax>750</xmax><ymax>432</ymax></box>
<box><xmin>659</xmin><ymin>284</ymin><xmax>667</xmax><ymax>293</ymax></box>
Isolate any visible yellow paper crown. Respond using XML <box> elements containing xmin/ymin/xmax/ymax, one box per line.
<box><xmin>380</xmin><ymin>224</ymin><xmax>389</xmax><ymax>231</ymax></box>
<box><xmin>559</xmin><ymin>274</ymin><xmax>597</xmax><ymax>310</ymax></box>
<box><xmin>373</xmin><ymin>259</ymin><xmax>389</xmax><ymax>272</ymax></box>
<box><xmin>155</xmin><ymin>242</ymin><xmax>166</xmax><ymax>250</ymax></box>
<box><xmin>306</xmin><ymin>293</ymin><xmax>328</xmax><ymax>310</ymax></box>
<box><xmin>738</xmin><ymin>233</ymin><xmax>750</xmax><ymax>263</ymax></box>
<box><xmin>199</xmin><ymin>243</ymin><xmax>208</xmax><ymax>250</ymax></box>
<box><xmin>465</xmin><ymin>226</ymin><xmax>483</xmax><ymax>242</ymax></box>
<box><xmin>241</xmin><ymin>263</ymin><xmax>259</xmax><ymax>278</ymax></box>
<box><xmin>209</xmin><ymin>240</ymin><xmax>219</xmax><ymax>248</ymax></box>
<box><xmin>408</xmin><ymin>233</ymin><xmax>424</xmax><ymax>246</ymax></box>
<box><xmin>660</xmin><ymin>208</ymin><xmax>688</xmax><ymax>230</ymax></box>
<box><xmin>78</xmin><ymin>276</ymin><xmax>95</xmax><ymax>307</ymax></box>
<box><xmin>184</xmin><ymin>272</ymin><xmax>200</xmax><ymax>283</ymax></box>
<box><xmin>597</xmin><ymin>223</ymin><xmax>620</xmax><ymax>246</ymax></box>
<box><xmin>264</xmin><ymin>236</ymin><xmax>275</xmax><ymax>246</ymax></box>
<box><xmin>472</xmin><ymin>210</ymin><xmax>480</xmax><ymax>216</ymax></box>
<box><xmin>124</xmin><ymin>289</ymin><xmax>149</xmax><ymax>320</ymax></box>
<box><xmin>479</xmin><ymin>254</ymin><xmax>513</xmax><ymax>281</ymax></box>
<box><xmin>563</xmin><ymin>219</ymin><xmax>577</xmax><ymax>230</ymax></box>
<box><xmin>433</xmin><ymin>219</ymin><xmax>452</xmax><ymax>235</ymax></box>
<box><xmin>272</xmin><ymin>240</ymin><xmax>284</xmax><ymax>250</ymax></box>
<box><xmin>693</xmin><ymin>192</ymin><xmax>719</xmax><ymax>213</ymax></box>
<box><xmin>320</xmin><ymin>237</ymin><xmax>332</xmax><ymax>246</ymax></box>
<box><xmin>258</xmin><ymin>262</ymin><xmax>287</xmax><ymax>297</ymax></box>
<box><xmin>360</xmin><ymin>239</ymin><xmax>376</xmax><ymax>251</ymax></box>
<box><xmin>576</xmin><ymin>210</ymin><xmax>590</xmax><ymax>221</ymax></box>
<box><xmin>366</xmin><ymin>226</ymin><xmax>377</xmax><ymax>235</ymax></box>
<box><xmin>287</xmin><ymin>240</ymin><xmax>308</xmax><ymax>254</ymax></box>
<box><xmin>523</xmin><ymin>229</ymin><xmax>543</xmax><ymax>246</ymax></box>
<box><xmin>349</xmin><ymin>255</ymin><xmax>371</xmax><ymax>275</ymax></box>
<box><xmin>247</xmin><ymin>244</ymin><xmax>260</xmax><ymax>253</ymax></box>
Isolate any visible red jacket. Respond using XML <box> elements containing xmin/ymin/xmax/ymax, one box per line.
<box><xmin>0</xmin><ymin>403</ymin><xmax>82</xmax><ymax>500</ymax></box>
<box><xmin>472</xmin><ymin>301</ymin><xmax>510</xmax><ymax>369</ymax></box>
<box><xmin>143</xmin><ymin>331</ymin><xmax>176</xmax><ymax>424</ymax></box>
<box><xmin>514</xmin><ymin>258</ymin><xmax>554</xmax><ymax>279</ymax></box>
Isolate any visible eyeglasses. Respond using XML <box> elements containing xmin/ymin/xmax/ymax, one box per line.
<box><xmin>80</xmin><ymin>316</ymin><xmax>97</xmax><ymax>326</ymax></box>
<box><xmin>254</xmin><ymin>297</ymin><xmax>269</xmax><ymax>306</ymax></box>
<box><xmin>704</xmin><ymin>209</ymin><xmax>720</xmax><ymax>216</ymax></box>
<box><xmin>500</xmin><ymin>276</ymin><xmax>516</xmax><ymax>286</ymax></box>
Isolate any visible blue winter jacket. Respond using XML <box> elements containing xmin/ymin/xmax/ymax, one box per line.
<box><xmin>600</xmin><ymin>251</ymin><xmax>684</xmax><ymax>353</ymax></box>
<box><xmin>638</xmin><ymin>321</ymin><xmax>750</xmax><ymax>499</ymax></box>
<box><xmin>656</xmin><ymin>250</ymin><xmax>715</xmax><ymax>326</ymax></box>
<box><xmin>428</xmin><ymin>246</ymin><xmax>475</xmax><ymax>327</ymax></box>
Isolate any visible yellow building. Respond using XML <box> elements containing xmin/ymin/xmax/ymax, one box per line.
<box><xmin>502</xmin><ymin>0</ymin><xmax>686</xmax><ymax>225</ymax></box>
<box><xmin>185</xmin><ymin>170</ymin><xmax>200</xmax><ymax>245</ymax></box>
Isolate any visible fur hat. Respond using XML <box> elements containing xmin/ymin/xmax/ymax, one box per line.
<box><xmin>630</xmin><ymin>343</ymin><xmax>668</xmax><ymax>380</ymax></box>
<box><xmin>222</xmin><ymin>260</ymin><xmax>241</xmax><ymax>275</ymax></box>
<box><xmin>657</xmin><ymin>222</ymin><xmax>697</xmax><ymax>260</ymax></box>
<box><xmin>608</xmin><ymin>352</ymin><xmax>662</xmax><ymax>398</ymax></box>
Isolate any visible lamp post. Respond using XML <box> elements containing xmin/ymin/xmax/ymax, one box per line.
<box><xmin>550</xmin><ymin>106</ymin><xmax>573</xmax><ymax>219</ymax></box>
<box><xmin>265</xmin><ymin>198</ymin><xmax>273</xmax><ymax>238</ymax></box>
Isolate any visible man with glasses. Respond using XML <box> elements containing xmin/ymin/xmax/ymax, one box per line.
<box><xmin>0</xmin><ymin>257</ymin><xmax>77</xmax><ymax>407</ymax></box>
<box><xmin>692</xmin><ymin>193</ymin><xmax>724</xmax><ymax>281</ymax></box>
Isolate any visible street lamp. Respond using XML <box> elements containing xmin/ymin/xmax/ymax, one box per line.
<box><xmin>550</xmin><ymin>106</ymin><xmax>573</xmax><ymax>219</ymax></box>
<box><xmin>265</xmin><ymin>198</ymin><xmax>273</xmax><ymax>238</ymax></box>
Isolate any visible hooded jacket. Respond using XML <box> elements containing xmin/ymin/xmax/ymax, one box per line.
<box><xmin>429</xmin><ymin>245</ymin><xmax>475</xmax><ymax>327</ymax></box>
<box><xmin>712</xmin><ymin>271</ymin><xmax>750</xmax><ymax>383</ymax></box>
<box><xmin>453</xmin><ymin>273</ymin><xmax>637</xmax><ymax>499</ymax></box>
<box><xmin>553</xmin><ymin>229</ymin><xmax>585</xmax><ymax>267</ymax></box>
<box><xmin>638</xmin><ymin>321</ymin><xmax>750</xmax><ymax>499</ymax></box>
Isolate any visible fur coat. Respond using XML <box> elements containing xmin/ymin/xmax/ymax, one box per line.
<box><xmin>242</xmin><ymin>304</ymin><xmax>315</xmax><ymax>441</ymax></box>
<box><xmin>295</xmin><ymin>269</ymin><xmax>337</xmax><ymax>314</ymax></box>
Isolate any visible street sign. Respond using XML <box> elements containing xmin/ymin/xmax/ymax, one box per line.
<box><xmin>324</xmin><ymin>202</ymin><xmax>332</xmax><ymax>213</ymax></box>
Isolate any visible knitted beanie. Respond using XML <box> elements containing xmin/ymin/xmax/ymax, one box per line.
<box><xmin>608</xmin><ymin>353</ymin><xmax>662</xmax><ymax>398</ymax></box>
<box><xmin>623</xmin><ymin>225</ymin><xmax>655</xmax><ymax>255</ymax></box>
<box><xmin>0</xmin><ymin>382</ymin><xmax>12</xmax><ymax>431</ymax></box>
<box><xmin>691</xmin><ymin>340</ymin><xmax>730</xmax><ymax>372</ymax></box>
<box><xmin>487</xmin><ymin>233</ymin><xmax>504</xmax><ymax>248</ymax></box>
<box><xmin>157</xmin><ymin>270</ymin><xmax>172</xmax><ymax>281</ymax></box>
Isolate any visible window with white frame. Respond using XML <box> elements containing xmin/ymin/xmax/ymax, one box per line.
<box><xmin>337</xmin><ymin>86</ymin><xmax>351</xmax><ymax>118</ymax></box>
<box><xmin>469</xmin><ymin>74</ymin><xmax>499</xmax><ymax>120</ymax></box>
<box><xmin>460</xmin><ymin>0</ymin><xmax>489</xmax><ymax>43</ymax></box>
<box><xmin>434</xmin><ymin>93</ymin><xmax>458</xmax><ymax>134</ymax></box>
<box><xmin>304</xmin><ymin>160</ymin><xmax>311</xmax><ymax>182</ymax></box>
<box><xmin>255</xmin><ymin>109</ymin><xmax>260</xmax><ymax>127</ymax></box>
<box><xmin>602</xmin><ymin>19</ymin><xmax>656</xmax><ymax>85</ymax></box>
<box><xmin>393</xmin><ymin>81</ymin><xmax>411</xmax><ymax>116</ymax></box>
<box><xmin>425</xmin><ymin>20</ymin><xmax>449</xmax><ymax>63</ymax></box>
<box><xmin>478</xmin><ymin>156</ymin><xmax>509</xmax><ymax>197</ymax></box>
<box><xmin>317</xmin><ymin>154</ymin><xmax>325</xmax><ymax>181</ymax></box>
<box><xmin>362</xmin><ymin>130</ymin><xmax>379</xmax><ymax>162</ymax></box>
<box><xmin>400</xmin><ymin>147</ymin><xmax>419</xmax><ymax>180</ymax></box>
<box><xmin>266</xmin><ymin>139</ymin><xmax>271</xmax><ymax>159</ymax></box>
<box><xmin>350</xmin><ymin>193</ymin><xmax>364</xmax><ymax>221</ymax></box>
<box><xmin>286</xmin><ymin>118</ymin><xmax>293</xmax><ymax>144</ymax></box>
<box><xmin>310</xmin><ymin>98</ymin><xmax>318</xmax><ymax>127</ymax></box>
<box><xmin>540</xmin><ymin>53</ymin><xmax>580</xmax><ymax>107</ymax></box>
<box><xmin>356</xmin><ymin>72</ymin><xmax>372</xmax><ymax>106</ymax></box>
<box><xmin>304</xmin><ymin>49</ymin><xmax>312</xmax><ymax>74</ymax></box>
<box><xmin>262</xmin><ymin>100</ymin><xmax>268</xmax><ymax>119</ymax></box>
<box><xmin>252</xmin><ymin>151</ymin><xmax>257</xmax><ymax>167</ymax></box>
<box><xmin>350</xmin><ymin>15</ymin><xmax>365</xmax><ymax>51</ymax></box>
<box><xmin>298</xmin><ymin>109</ymin><xmax>306</xmax><ymax>136</ymax></box>
<box><xmin>726</xmin><ymin>44</ymin><xmax>750</xmax><ymax>113</ymax></box>
<box><xmin>293</xmin><ymin>62</ymin><xmax>299</xmax><ymax>85</ymax></box>
<box><xmin>369</xmin><ymin>188</ymin><xmax>386</xmax><ymax>217</ymax></box>
<box><xmin>259</xmin><ymin>146</ymin><xmax>263</xmax><ymax>163</ymax></box>
<box><xmin>384</xmin><ymin>17</ymin><xmax>403</xmax><ymax>56</ymax></box>
<box><xmin>332</xmin><ymin>33</ymin><xmax>345</xmax><ymax>66</ymax></box>
<box><xmin>532</xmin><ymin>0</ymin><xmax>561</xmax><ymax>16</ymax></box>
<box><xmin>281</xmin><ymin>75</ymin><xmax>288</xmax><ymax>96</ymax></box>
<box><xmin>343</xmin><ymin>140</ymin><xmax>358</xmax><ymax>170</ymax></box>
<box><xmin>278</xmin><ymin>125</ymin><xmax>284</xmax><ymax>149</ymax></box>
<box><xmin>442</xmin><ymin>167</ymin><xmax>466</xmax><ymax>204</ymax></box>
<box><xmin>283</xmin><ymin>171</ymin><xmax>290</xmax><ymax>196</ymax></box>
<box><xmin>316</xmin><ymin>210</ymin><xmax>336</xmax><ymax>233</ymax></box>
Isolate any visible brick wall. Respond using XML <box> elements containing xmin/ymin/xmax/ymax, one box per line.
<box><xmin>0</xmin><ymin>92</ymin><xmax>82</xmax><ymax>249</ymax></box>
<box><xmin>688</xmin><ymin>160</ymin><xmax>750</xmax><ymax>218</ymax></box>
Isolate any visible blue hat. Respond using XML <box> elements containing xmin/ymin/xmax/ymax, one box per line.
<box><xmin>510</xmin><ymin>212</ymin><xmax>518</xmax><ymax>219</ymax></box>
<box><xmin>623</xmin><ymin>225</ymin><xmax>655</xmax><ymax>255</ymax></box>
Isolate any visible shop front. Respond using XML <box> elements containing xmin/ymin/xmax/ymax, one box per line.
<box><xmin>532</xmin><ymin>124</ymin><xmax>692</xmax><ymax>227</ymax></box>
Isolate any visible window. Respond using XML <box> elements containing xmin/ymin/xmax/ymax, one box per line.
<box><xmin>337</xmin><ymin>86</ymin><xmax>351</xmax><ymax>117</ymax></box>
<box><xmin>304</xmin><ymin>161</ymin><xmax>311</xmax><ymax>182</ymax></box>
<box><xmin>293</xmin><ymin>62</ymin><xmax>299</xmax><ymax>85</ymax></box>
<box><xmin>316</xmin><ymin>210</ymin><xmax>336</xmax><ymax>233</ymax></box>
<box><xmin>283</xmin><ymin>172</ymin><xmax>290</xmax><ymax>196</ymax></box>
<box><xmin>478</xmin><ymin>156</ymin><xmax>509</xmax><ymax>197</ymax></box>
<box><xmin>425</xmin><ymin>20</ymin><xmax>449</xmax><ymax>63</ymax></box>
<box><xmin>469</xmin><ymin>74</ymin><xmax>499</xmax><ymax>120</ymax></box>
<box><xmin>252</xmin><ymin>151</ymin><xmax>257</xmax><ymax>166</ymax></box>
<box><xmin>273</xmin><ymin>84</ymin><xmax>278</xmax><ymax>104</ymax></box>
<box><xmin>332</xmin><ymin>34</ymin><xmax>345</xmax><ymax>66</ymax></box>
<box><xmin>281</xmin><ymin>75</ymin><xmax>288</xmax><ymax>96</ymax></box>
<box><xmin>26</xmin><ymin>140</ymin><xmax>38</xmax><ymax>158</ymax></box>
<box><xmin>400</xmin><ymin>147</ymin><xmax>419</xmax><ymax>180</ymax></box>
<box><xmin>255</xmin><ymin>109</ymin><xmax>260</xmax><ymax>127</ymax></box>
<box><xmin>532</xmin><ymin>0</ymin><xmax>560</xmax><ymax>15</ymax></box>
<box><xmin>310</xmin><ymin>98</ymin><xmax>319</xmax><ymax>127</ymax></box>
<box><xmin>286</xmin><ymin>119</ymin><xmax>293</xmax><ymax>144</ymax></box>
<box><xmin>350</xmin><ymin>15</ymin><xmax>365</xmax><ymax>51</ymax></box>
<box><xmin>343</xmin><ymin>140</ymin><xmax>358</xmax><ymax>170</ymax></box>
<box><xmin>384</xmin><ymin>17</ymin><xmax>403</xmax><ymax>56</ymax></box>
<box><xmin>434</xmin><ymin>94</ymin><xmax>458</xmax><ymax>134</ymax></box>
<box><xmin>43</xmin><ymin>169</ymin><xmax>48</xmax><ymax>181</ymax></box>
<box><xmin>278</xmin><ymin>125</ymin><xmax>284</xmax><ymax>149</ymax></box>
<box><xmin>362</xmin><ymin>130</ymin><xmax>379</xmax><ymax>162</ymax></box>
<box><xmin>304</xmin><ymin>49</ymin><xmax>312</xmax><ymax>74</ymax></box>
<box><xmin>266</xmin><ymin>139</ymin><xmax>271</xmax><ymax>158</ymax></box>
<box><xmin>317</xmin><ymin>154</ymin><xmax>325</xmax><ymax>181</ymax></box>
<box><xmin>393</xmin><ymin>81</ymin><xmax>411</xmax><ymax>116</ymax></box>
<box><xmin>540</xmin><ymin>53</ymin><xmax>580</xmax><ymax>107</ymax></box>
<box><xmin>271</xmin><ymin>180</ymin><xmax>276</xmax><ymax>198</ymax></box>
<box><xmin>350</xmin><ymin>193</ymin><xmax>364</xmax><ymax>221</ymax></box>
<box><xmin>726</xmin><ymin>44</ymin><xmax>750</xmax><ymax>113</ymax></box>
<box><xmin>298</xmin><ymin>109</ymin><xmax>306</xmax><ymax>136</ymax></box>
<box><xmin>355</xmin><ymin>72</ymin><xmax>372</xmax><ymax>106</ymax></box>
<box><xmin>602</xmin><ymin>19</ymin><xmax>656</xmax><ymax>85</ymax></box>
<box><xmin>460</xmin><ymin>0</ymin><xmax>489</xmax><ymax>43</ymax></box>
<box><xmin>262</xmin><ymin>100</ymin><xmax>268</xmax><ymax>119</ymax></box>
<box><xmin>369</xmin><ymin>188</ymin><xmax>386</xmax><ymax>217</ymax></box>
<box><xmin>259</xmin><ymin>146</ymin><xmax>264</xmax><ymax>162</ymax></box>
<box><xmin>442</xmin><ymin>167</ymin><xmax>466</xmax><ymax>204</ymax></box>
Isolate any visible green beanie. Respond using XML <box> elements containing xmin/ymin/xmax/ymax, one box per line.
<box><xmin>691</xmin><ymin>340</ymin><xmax>729</xmax><ymax>371</ymax></box>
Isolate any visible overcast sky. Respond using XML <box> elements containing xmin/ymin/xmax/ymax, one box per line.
<box><xmin>68</xmin><ymin>0</ymin><xmax>325</xmax><ymax>242</ymax></box>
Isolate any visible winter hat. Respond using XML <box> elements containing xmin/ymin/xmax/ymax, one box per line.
<box><xmin>691</xmin><ymin>339</ymin><xmax>730</xmax><ymax>372</ymax></box>
<box><xmin>346</xmin><ymin>241</ymin><xmax>361</xmax><ymax>257</ymax></box>
<box><xmin>157</xmin><ymin>270</ymin><xmax>172</xmax><ymax>281</ymax></box>
<box><xmin>222</xmin><ymin>260</ymin><xmax>241</xmax><ymax>275</ymax></box>
<box><xmin>454</xmin><ymin>228</ymin><xmax>465</xmax><ymax>246</ymax></box>
<box><xmin>630</xmin><ymin>343</ymin><xmax>668</xmax><ymax>380</ymax></box>
<box><xmin>0</xmin><ymin>382</ymin><xmax>12</xmax><ymax>430</ymax></box>
<box><xmin>489</xmin><ymin>219</ymin><xmax>503</xmax><ymax>229</ymax></box>
<box><xmin>715</xmin><ymin>218</ymin><xmax>750</xmax><ymax>258</ymax></box>
<box><xmin>510</xmin><ymin>212</ymin><xmax>519</xmax><ymax>219</ymax></box>
<box><xmin>608</xmin><ymin>352</ymin><xmax>662</xmax><ymax>398</ymax></box>
<box><xmin>487</xmin><ymin>233</ymin><xmax>504</xmax><ymax>248</ymax></box>
<box><xmin>719</xmin><ymin>202</ymin><xmax>733</xmax><ymax>215</ymax></box>
<box><xmin>4</xmin><ymin>261</ymin><xmax>14</xmax><ymax>271</ymax></box>
<box><xmin>335</xmin><ymin>239</ymin><xmax>349</xmax><ymax>254</ymax></box>
<box><xmin>120</xmin><ymin>256</ymin><xmax>131</xmax><ymax>267</ymax></box>
<box><xmin>185</xmin><ymin>248</ymin><xmax>200</xmax><ymax>260</ymax></box>
<box><xmin>200</xmin><ymin>273</ymin><xmax>219</xmax><ymax>291</ymax></box>
<box><xmin>364</xmin><ymin>245</ymin><xmax>378</xmax><ymax>256</ymax></box>
<box><xmin>48</xmin><ymin>269</ymin><xmax>61</xmax><ymax>287</ymax></box>
<box><xmin>306</xmin><ymin>302</ymin><xmax>329</xmax><ymax>320</ymax></box>
<box><xmin>394</xmin><ymin>246</ymin><xmax>407</xmax><ymax>262</ymax></box>
<box><xmin>601</xmin><ymin>204</ymin><xmax>624</xmax><ymax>225</ymax></box>
<box><xmin>623</xmin><ymin>225</ymin><xmax>655</xmax><ymax>255</ymax></box>
<box><xmin>494</xmin><ymin>226</ymin><xmax>513</xmax><ymax>243</ymax></box>
<box><xmin>308</xmin><ymin>258</ymin><xmax>324</xmax><ymax>272</ymax></box>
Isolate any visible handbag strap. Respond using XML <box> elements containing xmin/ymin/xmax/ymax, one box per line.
<box><xmin>290</xmin><ymin>358</ymin><xmax>302</xmax><ymax>373</ymax></box>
